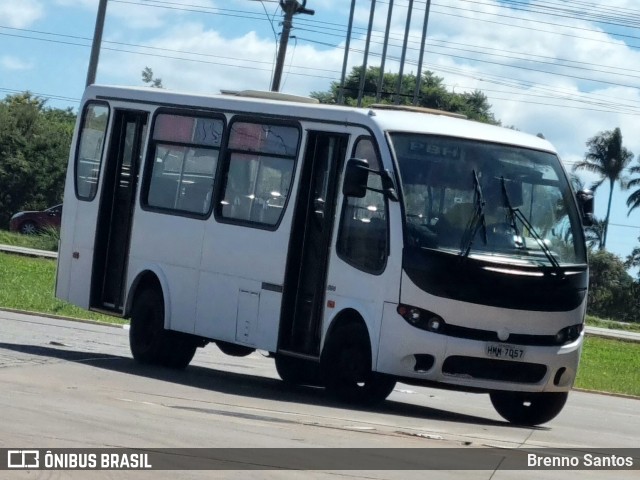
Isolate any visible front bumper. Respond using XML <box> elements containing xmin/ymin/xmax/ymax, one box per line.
<box><xmin>376</xmin><ymin>302</ymin><xmax>582</xmax><ymax>393</ymax></box>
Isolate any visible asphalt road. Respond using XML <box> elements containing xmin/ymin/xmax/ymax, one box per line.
<box><xmin>0</xmin><ymin>310</ymin><xmax>638</xmax><ymax>480</ymax></box>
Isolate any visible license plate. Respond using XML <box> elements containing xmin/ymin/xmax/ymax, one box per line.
<box><xmin>486</xmin><ymin>343</ymin><xmax>525</xmax><ymax>360</ymax></box>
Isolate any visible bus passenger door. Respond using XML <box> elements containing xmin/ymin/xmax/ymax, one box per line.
<box><xmin>279</xmin><ymin>132</ymin><xmax>348</xmax><ymax>355</ymax></box>
<box><xmin>91</xmin><ymin>110</ymin><xmax>148</xmax><ymax>312</ymax></box>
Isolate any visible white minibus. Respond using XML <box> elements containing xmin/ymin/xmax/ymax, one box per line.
<box><xmin>56</xmin><ymin>85</ymin><xmax>593</xmax><ymax>425</ymax></box>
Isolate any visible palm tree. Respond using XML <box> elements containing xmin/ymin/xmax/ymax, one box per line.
<box><xmin>625</xmin><ymin>238</ymin><xmax>640</xmax><ymax>272</ymax></box>
<box><xmin>573</xmin><ymin>127</ymin><xmax>633</xmax><ymax>250</ymax></box>
<box><xmin>584</xmin><ymin>218</ymin><xmax>606</xmax><ymax>251</ymax></box>
<box><xmin>626</xmin><ymin>159</ymin><xmax>640</xmax><ymax>215</ymax></box>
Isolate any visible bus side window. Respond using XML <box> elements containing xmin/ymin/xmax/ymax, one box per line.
<box><xmin>143</xmin><ymin>113</ymin><xmax>223</xmax><ymax>216</ymax></box>
<box><xmin>75</xmin><ymin>103</ymin><xmax>110</xmax><ymax>201</ymax></box>
<box><xmin>337</xmin><ymin>137</ymin><xmax>388</xmax><ymax>273</ymax></box>
<box><xmin>218</xmin><ymin>121</ymin><xmax>299</xmax><ymax>228</ymax></box>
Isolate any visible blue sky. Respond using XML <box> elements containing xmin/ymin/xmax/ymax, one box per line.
<box><xmin>2</xmin><ymin>0</ymin><xmax>640</xmax><ymax>269</ymax></box>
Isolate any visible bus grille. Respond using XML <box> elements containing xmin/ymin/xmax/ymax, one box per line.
<box><xmin>442</xmin><ymin>356</ymin><xmax>547</xmax><ymax>384</ymax></box>
<box><xmin>442</xmin><ymin>324</ymin><xmax>560</xmax><ymax>346</ymax></box>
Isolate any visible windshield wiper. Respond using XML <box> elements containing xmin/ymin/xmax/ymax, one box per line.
<box><xmin>460</xmin><ymin>170</ymin><xmax>488</xmax><ymax>257</ymax></box>
<box><xmin>500</xmin><ymin>176</ymin><xmax>561</xmax><ymax>273</ymax></box>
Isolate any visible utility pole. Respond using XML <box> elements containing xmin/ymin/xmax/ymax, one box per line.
<box><xmin>394</xmin><ymin>0</ymin><xmax>414</xmax><ymax>104</ymax></box>
<box><xmin>271</xmin><ymin>0</ymin><xmax>314</xmax><ymax>92</ymax></box>
<box><xmin>413</xmin><ymin>0</ymin><xmax>432</xmax><ymax>105</ymax></box>
<box><xmin>86</xmin><ymin>0</ymin><xmax>108</xmax><ymax>87</ymax></box>
<box><xmin>376</xmin><ymin>0</ymin><xmax>394</xmax><ymax>102</ymax></box>
<box><xmin>338</xmin><ymin>0</ymin><xmax>357</xmax><ymax>104</ymax></box>
<box><xmin>356</xmin><ymin>0</ymin><xmax>376</xmax><ymax>107</ymax></box>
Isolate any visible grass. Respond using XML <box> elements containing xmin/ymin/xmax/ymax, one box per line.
<box><xmin>575</xmin><ymin>336</ymin><xmax>640</xmax><ymax>397</ymax></box>
<box><xmin>0</xmin><ymin>252</ymin><xmax>123</xmax><ymax>324</ymax></box>
<box><xmin>0</xmin><ymin>229</ymin><xmax>60</xmax><ymax>252</ymax></box>
<box><xmin>0</xmin><ymin>251</ymin><xmax>638</xmax><ymax>397</ymax></box>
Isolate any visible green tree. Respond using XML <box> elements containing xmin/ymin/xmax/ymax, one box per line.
<box><xmin>588</xmin><ymin>250</ymin><xmax>640</xmax><ymax>322</ymax></box>
<box><xmin>626</xmin><ymin>236</ymin><xmax>640</xmax><ymax>281</ymax></box>
<box><xmin>626</xmin><ymin>157</ymin><xmax>640</xmax><ymax>215</ymax></box>
<box><xmin>573</xmin><ymin>128</ymin><xmax>633</xmax><ymax>250</ymax></box>
<box><xmin>310</xmin><ymin>66</ymin><xmax>498</xmax><ymax>124</ymax></box>
<box><xmin>142</xmin><ymin>67</ymin><xmax>163</xmax><ymax>88</ymax></box>
<box><xmin>0</xmin><ymin>92</ymin><xmax>75</xmax><ymax>227</ymax></box>
<box><xmin>584</xmin><ymin>217</ymin><xmax>606</xmax><ymax>251</ymax></box>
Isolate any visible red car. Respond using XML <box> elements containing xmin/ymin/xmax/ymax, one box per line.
<box><xmin>9</xmin><ymin>204</ymin><xmax>63</xmax><ymax>234</ymax></box>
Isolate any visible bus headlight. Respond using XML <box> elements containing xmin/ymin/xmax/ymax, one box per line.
<box><xmin>554</xmin><ymin>324</ymin><xmax>583</xmax><ymax>345</ymax></box>
<box><xmin>397</xmin><ymin>304</ymin><xmax>445</xmax><ymax>333</ymax></box>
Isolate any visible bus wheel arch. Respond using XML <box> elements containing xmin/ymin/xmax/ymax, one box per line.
<box><xmin>128</xmin><ymin>271</ymin><xmax>196</xmax><ymax>369</ymax></box>
<box><xmin>489</xmin><ymin>390</ymin><xmax>568</xmax><ymax>426</ymax></box>
<box><xmin>321</xmin><ymin>310</ymin><xmax>396</xmax><ymax>405</ymax></box>
<box><xmin>126</xmin><ymin>269</ymin><xmax>167</xmax><ymax>321</ymax></box>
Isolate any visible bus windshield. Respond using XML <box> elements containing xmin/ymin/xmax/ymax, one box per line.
<box><xmin>389</xmin><ymin>133</ymin><xmax>587</xmax><ymax>267</ymax></box>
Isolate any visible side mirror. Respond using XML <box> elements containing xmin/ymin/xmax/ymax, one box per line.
<box><xmin>576</xmin><ymin>189</ymin><xmax>594</xmax><ymax>227</ymax></box>
<box><xmin>343</xmin><ymin>158</ymin><xmax>369</xmax><ymax>198</ymax></box>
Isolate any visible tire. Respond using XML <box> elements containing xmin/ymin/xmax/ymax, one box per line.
<box><xmin>216</xmin><ymin>341</ymin><xmax>255</xmax><ymax>357</ymax></box>
<box><xmin>20</xmin><ymin>221</ymin><xmax>38</xmax><ymax>235</ymax></box>
<box><xmin>321</xmin><ymin>323</ymin><xmax>396</xmax><ymax>405</ymax></box>
<box><xmin>162</xmin><ymin>331</ymin><xmax>198</xmax><ymax>369</ymax></box>
<box><xmin>275</xmin><ymin>354</ymin><xmax>322</xmax><ymax>387</ymax></box>
<box><xmin>129</xmin><ymin>288</ymin><xmax>196</xmax><ymax>369</ymax></box>
<box><xmin>489</xmin><ymin>391</ymin><xmax>568</xmax><ymax>426</ymax></box>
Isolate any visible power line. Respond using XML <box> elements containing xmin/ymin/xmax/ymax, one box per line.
<box><xmin>608</xmin><ymin>223</ymin><xmax>640</xmax><ymax>229</ymax></box>
<box><xmin>4</xmin><ymin>0</ymin><xmax>640</xmax><ymax>120</ymax></box>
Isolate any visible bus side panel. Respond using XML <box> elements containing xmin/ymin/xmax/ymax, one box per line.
<box><xmin>195</xmin><ymin>272</ymin><xmax>240</xmax><ymax>343</ymax></box>
<box><xmin>194</xmin><ymin>223</ymin><xmax>290</xmax><ymax>351</ymax></box>
<box><xmin>55</xmin><ymin>149</ymin><xmax>79</xmax><ymax>303</ymax></box>
<box><xmin>126</xmin><ymin>210</ymin><xmax>206</xmax><ymax>333</ymax></box>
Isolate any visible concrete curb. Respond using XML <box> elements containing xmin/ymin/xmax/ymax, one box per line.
<box><xmin>573</xmin><ymin>387</ymin><xmax>640</xmax><ymax>401</ymax></box>
<box><xmin>0</xmin><ymin>244</ymin><xmax>57</xmax><ymax>258</ymax></box>
<box><xmin>0</xmin><ymin>307</ymin><xmax>127</xmax><ymax>329</ymax></box>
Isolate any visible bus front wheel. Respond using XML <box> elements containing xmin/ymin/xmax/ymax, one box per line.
<box><xmin>489</xmin><ymin>391</ymin><xmax>568</xmax><ymax>426</ymax></box>
<box><xmin>129</xmin><ymin>288</ymin><xmax>196</xmax><ymax>369</ymax></box>
<box><xmin>322</xmin><ymin>323</ymin><xmax>396</xmax><ymax>405</ymax></box>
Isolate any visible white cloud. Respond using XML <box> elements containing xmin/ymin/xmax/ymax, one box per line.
<box><xmin>98</xmin><ymin>22</ymin><xmax>343</xmax><ymax>96</ymax></box>
<box><xmin>0</xmin><ymin>0</ymin><xmax>43</xmax><ymax>28</ymax></box>
<box><xmin>54</xmin><ymin>0</ymin><xmax>218</xmax><ymax>29</ymax></box>
<box><xmin>54</xmin><ymin>0</ymin><xmax>97</xmax><ymax>7</ymax></box>
<box><xmin>0</xmin><ymin>56</ymin><xmax>34</xmax><ymax>71</ymax></box>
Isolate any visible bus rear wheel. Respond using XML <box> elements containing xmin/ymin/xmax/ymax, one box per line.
<box><xmin>322</xmin><ymin>323</ymin><xmax>396</xmax><ymax>405</ymax></box>
<box><xmin>129</xmin><ymin>288</ymin><xmax>196</xmax><ymax>369</ymax></box>
<box><xmin>489</xmin><ymin>391</ymin><xmax>568</xmax><ymax>426</ymax></box>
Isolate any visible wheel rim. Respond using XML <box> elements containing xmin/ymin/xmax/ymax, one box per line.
<box><xmin>21</xmin><ymin>222</ymin><xmax>37</xmax><ymax>234</ymax></box>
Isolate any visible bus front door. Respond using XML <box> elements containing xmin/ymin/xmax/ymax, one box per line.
<box><xmin>91</xmin><ymin>110</ymin><xmax>148</xmax><ymax>312</ymax></box>
<box><xmin>280</xmin><ymin>131</ymin><xmax>348</xmax><ymax>356</ymax></box>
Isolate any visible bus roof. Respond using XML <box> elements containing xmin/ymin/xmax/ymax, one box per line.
<box><xmin>85</xmin><ymin>85</ymin><xmax>557</xmax><ymax>154</ymax></box>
